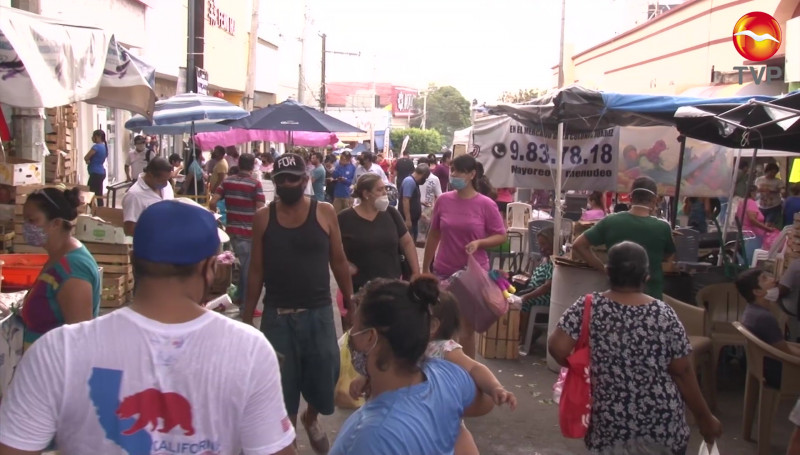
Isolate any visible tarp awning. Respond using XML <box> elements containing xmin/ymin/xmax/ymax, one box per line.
<box><xmin>0</xmin><ymin>6</ymin><xmax>156</xmax><ymax>117</ymax></box>
<box><xmin>487</xmin><ymin>85</ymin><xmax>777</xmax><ymax>133</ymax></box>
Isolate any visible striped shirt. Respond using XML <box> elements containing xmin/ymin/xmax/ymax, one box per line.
<box><xmin>216</xmin><ymin>174</ymin><xmax>265</xmax><ymax>238</ymax></box>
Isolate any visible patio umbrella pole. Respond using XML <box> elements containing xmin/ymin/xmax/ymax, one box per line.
<box><xmin>719</xmin><ymin>148</ymin><xmax>743</xmax><ymax>266</ymax></box>
<box><xmin>554</xmin><ymin>122</ymin><xmax>564</xmax><ymax>256</ymax></box>
<box><xmin>737</xmin><ymin>147</ymin><xmax>760</xmax><ymax>267</ymax></box>
<box><xmin>670</xmin><ymin>135</ymin><xmax>687</xmax><ymax>229</ymax></box>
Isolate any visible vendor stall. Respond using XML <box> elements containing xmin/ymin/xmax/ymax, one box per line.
<box><xmin>473</xmin><ymin>85</ymin><xmax>779</xmax><ymax>367</ymax></box>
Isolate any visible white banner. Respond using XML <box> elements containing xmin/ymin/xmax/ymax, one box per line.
<box><xmin>0</xmin><ymin>6</ymin><xmax>155</xmax><ymax>117</ymax></box>
<box><xmin>472</xmin><ymin>116</ymin><xmax>620</xmax><ymax>191</ymax></box>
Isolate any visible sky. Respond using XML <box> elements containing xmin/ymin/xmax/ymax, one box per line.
<box><xmin>312</xmin><ymin>0</ymin><xmax>671</xmax><ymax>103</ymax></box>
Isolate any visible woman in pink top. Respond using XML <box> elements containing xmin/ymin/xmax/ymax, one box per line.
<box><xmin>737</xmin><ymin>185</ymin><xmax>779</xmax><ymax>250</ymax></box>
<box><xmin>423</xmin><ymin>154</ymin><xmax>507</xmax><ymax>358</ymax></box>
<box><xmin>581</xmin><ymin>191</ymin><xmax>607</xmax><ymax>221</ymax></box>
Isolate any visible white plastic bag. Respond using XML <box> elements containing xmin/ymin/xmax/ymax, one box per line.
<box><xmin>697</xmin><ymin>442</ymin><xmax>719</xmax><ymax>455</ymax></box>
<box><xmin>553</xmin><ymin>366</ymin><xmax>568</xmax><ymax>404</ymax></box>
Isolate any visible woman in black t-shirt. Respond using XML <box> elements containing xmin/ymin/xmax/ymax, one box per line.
<box><xmin>338</xmin><ymin>174</ymin><xmax>420</xmax><ymax>294</ymax></box>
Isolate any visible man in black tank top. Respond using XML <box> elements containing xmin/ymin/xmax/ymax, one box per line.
<box><xmin>242</xmin><ymin>154</ymin><xmax>353</xmax><ymax>454</ymax></box>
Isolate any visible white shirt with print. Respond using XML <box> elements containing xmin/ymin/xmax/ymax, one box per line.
<box><xmin>420</xmin><ymin>174</ymin><xmax>442</xmax><ymax>207</ymax></box>
<box><xmin>0</xmin><ymin>307</ymin><xmax>294</xmax><ymax>455</ymax></box>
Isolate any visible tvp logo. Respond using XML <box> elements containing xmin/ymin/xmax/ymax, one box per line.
<box><xmin>732</xmin><ymin>12</ymin><xmax>784</xmax><ymax>84</ymax></box>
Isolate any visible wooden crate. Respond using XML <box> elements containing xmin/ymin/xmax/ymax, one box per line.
<box><xmin>477</xmin><ymin>309</ymin><xmax>520</xmax><ymax>360</ymax></box>
<box><xmin>101</xmin><ymin>295</ymin><xmax>128</xmax><ymax>308</ymax></box>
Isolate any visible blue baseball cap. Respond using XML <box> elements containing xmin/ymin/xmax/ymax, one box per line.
<box><xmin>133</xmin><ymin>200</ymin><xmax>220</xmax><ymax>265</ymax></box>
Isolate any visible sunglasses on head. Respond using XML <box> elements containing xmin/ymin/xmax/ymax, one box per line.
<box><xmin>274</xmin><ymin>174</ymin><xmax>302</xmax><ymax>185</ymax></box>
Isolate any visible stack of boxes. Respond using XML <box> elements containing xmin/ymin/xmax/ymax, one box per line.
<box><xmin>76</xmin><ymin>207</ymin><xmax>134</xmax><ymax>308</ymax></box>
<box><xmin>44</xmin><ymin>104</ymin><xmax>77</xmax><ymax>184</ymax></box>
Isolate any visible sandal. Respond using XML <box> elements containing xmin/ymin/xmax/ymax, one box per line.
<box><xmin>301</xmin><ymin>411</ymin><xmax>330</xmax><ymax>454</ymax></box>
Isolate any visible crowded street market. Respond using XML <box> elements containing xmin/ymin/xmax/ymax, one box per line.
<box><xmin>1</xmin><ymin>0</ymin><xmax>800</xmax><ymax>454</ymax></box>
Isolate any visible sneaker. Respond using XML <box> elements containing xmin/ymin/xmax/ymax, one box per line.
<box><xmin>301</xmin><ymin>412</ymin><xmax>330</xmax><ymax>454</ymax></box>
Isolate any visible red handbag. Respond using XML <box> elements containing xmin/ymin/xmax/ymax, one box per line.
<box><xmin>559</xmin><ymin>293</ymin><xmax>593</xmax><ymax>438</ymax></box>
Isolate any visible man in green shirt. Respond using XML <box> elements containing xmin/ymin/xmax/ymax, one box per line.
<box><xmin>573</xmin><ymin>176</ymin><xmax>676</xmax><ymax>298</ymax></box>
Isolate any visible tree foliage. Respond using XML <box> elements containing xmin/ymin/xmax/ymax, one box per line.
<box><xmin>389</xmin><ymin>128</ymin><xmax>442</xmax><ymax>156</ymax></box>
<box><xmin>410</xmin><ymin>85</ymin><xmax>470</xmax><ymax>143</ymax></box>
<box><xmin>499</xmin><ymin>88</ymin><xmax>547</xmax><ymax>104</ymax></box>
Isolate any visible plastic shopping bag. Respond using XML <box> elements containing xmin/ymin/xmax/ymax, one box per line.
<box><xmin>697</xmin><ymin>442</ymin><xmax>719</xmax><ymax>455</ymax></box>
<box><xmin>553</xmin><ymin>367</ymin><xmax>568</xmax><ymax>404</ymax></box>
<box><xmin>444</xmin><ymin>253</ymin><xmax>508</xmax><ymax>333</ymax></box>
<box><xmin>334</xmin><ymin>332</ymin><xmax>364</xmax><ymax>409</ymax></box>
<box><xmin>559</xmin><ymin>294</ymin><xmax>593</xmax><ymax>438</ymax></box>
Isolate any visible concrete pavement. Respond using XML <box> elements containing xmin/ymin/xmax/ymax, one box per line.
<box><xmin>249</xmin><ymin>249</ymin><xmax>797</xmax><ymax>454</ymax></box>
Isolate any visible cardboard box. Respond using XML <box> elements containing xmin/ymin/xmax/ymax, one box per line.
<box><xmin>93</xmin><ymin>207</ymin><xmax>124</xmax><ymax>227</ymax></box>
<box><xmin>0</xmin><ymin>158</ymin><xmax>41</xmax><ymax>186</ymax></box>
<box><xmin>75</xmin><ymin>215</ymin><xmax>131</xmax><ymax>245</ymax></box>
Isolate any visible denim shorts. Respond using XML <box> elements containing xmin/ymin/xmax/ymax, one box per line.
<box><xmin>260</xmin><ymin>305</ymin><xmax>340</xmax><ymax>416</ymax></box>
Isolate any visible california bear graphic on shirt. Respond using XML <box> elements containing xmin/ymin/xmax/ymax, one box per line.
<box><xmin>89</xmin><ymin>368</ymin><xmax>219</xmax><ymax>455</ymax></box>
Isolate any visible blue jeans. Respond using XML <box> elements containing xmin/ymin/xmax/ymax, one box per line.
<box><xmin>231</xmin><ymin>237</ymin><xmax>252</xmax><ymax>302</ymax></box>
<box><xmin>260</xmin><ymin>306</ymin><xmax>339</xmax><ymax>415</ymax></box>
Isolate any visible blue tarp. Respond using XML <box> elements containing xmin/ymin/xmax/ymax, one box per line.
<box><xmin>488</xmin><ymin>85</ymin><xmax>778</xmax><ymax>133</ymax></box>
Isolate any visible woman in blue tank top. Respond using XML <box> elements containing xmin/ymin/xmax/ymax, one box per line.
<box><xmin>84</xmin><ymin>129</ymin><xmax>108</xmax><ymax>207</ymax></box>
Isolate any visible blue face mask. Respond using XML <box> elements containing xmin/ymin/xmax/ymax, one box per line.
<box><xmin>450</xmin><ymin>177</ymin><xmax>469</xmax><ymax>191</ymax></box>
<box><xmin>23</xmin><ymin>222</ymin><xmax>48</xmax><ymax>247</ymax></box>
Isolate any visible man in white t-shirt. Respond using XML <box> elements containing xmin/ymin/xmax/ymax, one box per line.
<box><xmin>0</xmin><ymin>200</ymin><xmax>296</xmax><ymax>455</ymax></box>
<box><xmin>417</xmin><ymin>157</ymin><xmax>442</xmax><ymax>244</ymax></box>
<box><xmin>125</xmin><ymin>135</ymin><xmax>149</xmax><ymax>182</ymax></box>
<box><xmin>122</xmin><ymin>157</ymin><xmax>175</xmax><ymax>236</ymax></box>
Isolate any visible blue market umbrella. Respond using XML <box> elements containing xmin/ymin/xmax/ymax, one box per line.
<box><xmin>224</xmin><ymin>99</ymin><xmax>364</xmax><ymax>133</ymax></box>
<box><xmin>125</xmin><ymin>92</ymin><xmax>248</xmax><ymax>133</ymax></box>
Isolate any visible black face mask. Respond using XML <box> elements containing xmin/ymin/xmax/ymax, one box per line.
<box><xmin>276</xmin><ymin>185</ymin><xmax>304</xmax><ymax>205</ymax></box>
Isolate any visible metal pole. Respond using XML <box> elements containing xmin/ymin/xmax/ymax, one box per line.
<box><xmin>187</xmin><ymin>0</ymin><xmax>197</xmax><ymax>93</ymax></box>
<box><xmin>320</xmin><ymin>33</ymin><xmax>327</xmax><ymax>111</ymax></box>
<box><xmin>553</xmin><ymin>122</ymin><xmax>564</xmax><ymax>256</ymax></box>
<box><xmin>719</xmin><ymin>148</ymin><xmax>743</xmax><ymax>265</ymax></box>
<box><xmin>557</xmin><ymin>0</ymin><xmax>566</xmax><ymax>88</ymax></box>
<box><xmin>421</xmin><ymin>93</ymin><xmax>428</xmax><ymax>130</ymax></box>
<box><xmin>670</xmin><ymin>135</ymin><xmax>687</xmax><ymax>228</ymax></box>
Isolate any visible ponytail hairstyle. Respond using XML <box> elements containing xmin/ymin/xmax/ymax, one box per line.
<box><xmin>451</xmin><ymin>154</ymin><xmax>496</xmax><ymax>198</ymax></box>
<box><xmin>357</xmin><ymin>275</ymin><xmax>440</xmax><ymax>372</ymax></box>
<box><xmin>26</xmin><ymin>187</ymin><xmax>83</xmax><ymax>231</ymax></box>
<box><xmin>92</xmin><ymin>129</ymin><xmax>108</xmax><ymax>157</ymax></box>
<box><xmin>474</xmin><ymin>162</ymin><xmax>497</xmax><ymax>200</ymax></box>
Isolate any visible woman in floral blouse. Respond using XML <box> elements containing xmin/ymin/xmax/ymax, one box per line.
<box><xmin>548</xmin><ymin>241</ymin><xmax>721</xmax><ymax>454</ymax></box>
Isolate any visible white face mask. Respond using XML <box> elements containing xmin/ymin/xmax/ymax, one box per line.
<box><xmin>374</xmin><ymin>195</ymin><xmax>390</xmax><ymax>212</ymax></box>
<box><xmin>765</xmin><ymin>287</ymin><xmax>780</xmax><ymax>302</ymax></box>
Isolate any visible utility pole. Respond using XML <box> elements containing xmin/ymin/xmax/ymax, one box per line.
<box><xmin>187</xmin><ymin>0</ymin><xmax>197</xmax><ymax>93</ymax></box>
<box><xmin>243</xmin><ymin>0</ymin><xmax>259</xmax><ymax>112</ymax></box>
<box><xmin>421</xmin><ymin>92</ymin><xmax>428</xmax><ymax>130</ymax></box>
<box><xmin>243</xmin><ymin>0</ymin><xmax>259</xmax><ymax>155</ymax></box>
<box><xmin>320</xmin><ymin>34</ymin><xmax>327</xmax><ymax>111</ymax></box>
<box><xmin>557</xmin><ymin>0</ymin><xmax>566</xmax><ymax>88</ymax></box>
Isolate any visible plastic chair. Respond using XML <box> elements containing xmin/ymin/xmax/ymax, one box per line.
<box><xmin>664</xmin><ymin>294</ymin><xmax>716</xmax><ymax>410</ymax></box>
<box><xmin>733</xmin><ymin>322</ymin><xmax>800</xmax><ymax>455</ymax></box>
<box><xmin>696</xmin><ymin>283</ymin><xmax>750</xmax><ymax>384</ymax></box>
<box><xmin>696</xmin><ymin>283</ymin><xmax>789</xmax><ymax>389</ymax></box>
<box><xmin>519</xmin><ymin>302</ymin><xmax>549</xmax><ymax>357</ymax></box>
<box><xmin>507</xmin><ymin>202</ymin><xmax>532</xmax><ymax>254</ymax></box>
<box><xmin>523</xmin><ymin>220</ymin><xmax>554</xmax><ymax>275</ymax></box>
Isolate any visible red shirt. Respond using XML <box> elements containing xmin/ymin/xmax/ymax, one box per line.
<box><xmin>215</xmin><ymin>174</ymin><xmax>265</xmax><ymax>238</ymax></box>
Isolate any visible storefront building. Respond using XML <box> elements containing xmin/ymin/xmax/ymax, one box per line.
<box><xmin>559</xmin><ymin>0</ymin><xmax>799</xmax><ymax>96</ymax></box>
